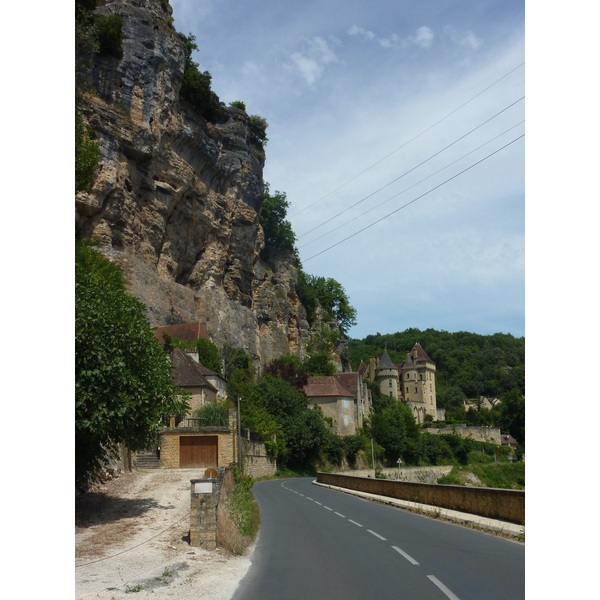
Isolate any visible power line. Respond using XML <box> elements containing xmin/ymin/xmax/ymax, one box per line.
<box><xmin>289</xmin><ymin>62</ymin><xmax>525</xmax><ymax>219</ymax></box>
<box><xmin>297</xmin><ymin>96</ymin><xmax>524</xmax><ymax>240</ymax></box>
<box><xmin>75</xmin><ymin>511</ymin><xmax>190</xmax><ymax>568</ymax></box>
<box><xmin>301</xmin><ymin>134</ymin><xmax>524</xmax><ymax>263</ymax></box>
<box><xmin>299</xmin><ymin>120</ymin><xmax>525</xmax><ymax>249</ymax></box>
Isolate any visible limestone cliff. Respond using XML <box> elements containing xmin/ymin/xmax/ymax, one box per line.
<box><xmin>75</xmin><ymin>0</ymin><xmax>349</xmax><ymax>371</ymax></box>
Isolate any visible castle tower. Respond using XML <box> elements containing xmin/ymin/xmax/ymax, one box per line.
<box><xmin>399</xmin><ymin>342</ymin><xmax>437</xmax><ymax>424</ymax></box>
<box><xmin>375</xmin><ymin>349</ymin><xmax>399</xmax><ymax>399</ymax></box>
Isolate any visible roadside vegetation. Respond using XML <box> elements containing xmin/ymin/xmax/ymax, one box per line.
<box><xmin>437</xmin><ymin>460</ymin><xmax>525</xmax><ymax>490</ymax></box>
<box><xmin>75</xmin><ymin>241</ymin><xmax>190</xmax><ymax>490</ymax></box>
<box><xmin>217</xmin><ymin>467</ymin><xmax>260</xmax><ymax>554</ymax></box>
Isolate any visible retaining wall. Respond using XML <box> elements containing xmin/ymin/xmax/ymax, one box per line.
<box><xmin>317</xmin><ymin>472</ymin><xmax>524</xmax><ymax>524</ymax></box>
<box><xmin>242</xmin><ymin>438</ymin><xmax>277</xmax><ymax>479</ymax></box>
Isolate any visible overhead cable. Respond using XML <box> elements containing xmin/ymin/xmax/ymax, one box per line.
<box><xmin>297</xmin><ymin>96</ymin><xmax>524</xmax><ymax>240</ymax></box>
<box><xmin>301</xmin><ymin>134</ymin><xmax>525</xmax><ymax>263</ymax></box>
<box><xmin>299</xmin><ymin>120</ymin><xmax>525</xmax><ymax>249</ymax></box>
<box><xmin>289</xmin><ymin>62</ymin><xmax>525</xmax><ymax>219</ymax></box>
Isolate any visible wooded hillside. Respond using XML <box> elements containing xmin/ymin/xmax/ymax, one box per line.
<box><xmin>349</xmin><ymin>328</ymin><xmax>525</xmax><ymax>417</ymax></box>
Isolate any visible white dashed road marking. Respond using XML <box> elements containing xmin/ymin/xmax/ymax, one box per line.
<box><xmin>323</xmin><ymin>506</ymin><xmax>332</xmax><ymax>511</ymax></box>
<box><xmin>348</xmin><ymin>520</ymin><xmax>363</xmax><ymax>527</ymax></box>
<box><xmin>367</xmin><ymin>530</ymin><xmax>387</xmax><ymax>541</ymax></box>
<box><xmin>427</xmin><ymin>576</ymin><xmax>461</xmax><ymax>600</ymax></box>
<box><xmin>335</xmin><ymin>512</ymin><xmax>345</xmax><ymax>518</ymax></box>
<box><xmin>392</xmin><ymin>546</ymin><xmax>420</xmax><ymax>565</ymax></box>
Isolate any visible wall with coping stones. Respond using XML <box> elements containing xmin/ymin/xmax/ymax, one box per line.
<box><xmin>242</xmin><ymin>438</ymin><xmax>276</xmax><ymax>479</ymax></box>
<box><xmin>317</xmin><ymin>472</ymin><xmax>524</xmax><ymax>524</ymax></box>
<box><xmin>190</xmin><ymin>467</ymin><xmax>234</xmax><ymax>549</ymax></box>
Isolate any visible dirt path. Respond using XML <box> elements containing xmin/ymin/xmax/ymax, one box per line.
<box><xmin>75</xmin><ymin>469</ymin><xmax>254</xmax><ymax>599</ymax></box>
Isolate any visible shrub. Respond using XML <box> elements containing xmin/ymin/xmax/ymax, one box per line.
<box><xmin>195</xmin><ymin>402</ymin><xmax>229</xmax><ymax>427</ymax></box>
<box><xmin>95</xmin><ymin>15</ymin><xmax>123</xmax><ymax>59</ymax></box>
<box><xmin>75</xmin><ymin>109</ymin><xmax>101</xmax><ymax>192</ymax></box>
<box><xmin>230</xmin><ymin>100</ymin><xmax>246</xmax><ymax>111</ymax></box>
<box><xmin>217</xmin><ymin>468</ymin><xmax>260</xmax><ymax>554</ymax></box>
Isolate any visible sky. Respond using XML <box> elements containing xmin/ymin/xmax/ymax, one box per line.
<box><xmin>169</xmin><ymin>0</ymin><xmax>525</xmax><ymax>340</ymax></box>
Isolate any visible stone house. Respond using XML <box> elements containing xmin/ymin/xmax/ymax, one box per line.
<box><xmin>333</xmin><ymin>371</ymin><xmax>371</xmax><ymax>428</ymax></box>
<box><xmin>303</xmin><ymin>376</ymin><xmax>358</xmax><ymax>436</ymax></box>
<box><xmin>170</xmin><ymin>349</ymin><xmax>227</xmax><ymax>418</ymax></box>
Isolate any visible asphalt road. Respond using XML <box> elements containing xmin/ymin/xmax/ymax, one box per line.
<box><xmin>232</xmin><ymin>477</ymin><xmax>524</xmax><ymax>600</ymax></box>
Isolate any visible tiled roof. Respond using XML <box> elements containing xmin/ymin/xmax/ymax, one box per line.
<box><xmin>357</xmin><ymin>361</ymin><xmax>367</xmax><ymax>377</ymax></box>
<box><xmin>170</xmin><ymin>349</ymin><xmax>218</xmax><ymax>392</ymax></box>
<box><xmin>334</xmin><ymin>372</ymin><xmax>359</xmax><ymax>397</ymax></box>
<box><xmin>154</xmin><ymin>322</ymin><xmax>210</xmax><ymax>344</ymax></box>
<box><xmin>304</xmin><ymin>376</ymin><xmax>354</xmax><ymax>399</ymax></box>
<box><xmin>411</xmin><ymin>342</ymin><xmax>434</xmax><ymax>363</ymax></box>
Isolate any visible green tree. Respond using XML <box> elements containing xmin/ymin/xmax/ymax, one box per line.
<box><xmin>75</xmin><ymin>241</ymin><xmax>189</xmax><ymax>489</ymax></box>
<box><xmin>75</xmin><ymin>109</ymin><xmax>101</xmax><ymax>193</ymax></box>
<box><xmin>306</xmin><ymin>275</ymin><xmax>357</xmax><ymax>333</ymax></box>
<box><xmin>194</xmin><ymin>338</ymin><xmax>221</xmax><ymax>373</ymax></box>
<box><xmin>95</xmin><ymin>14</ymin><xmax>123</xmax><ymax>58</ymax></box>
<box><xmin>260</xmin><ymin>183</ymin><xmax>296</xmax><ymax>260</ymax></box>
<box><xmin>304</xmin><ymin>325</ymin><xmax>338</xmax><ymax>376</ymax></box>
<box><xmin>244</xmin><ymin>377</ymin><xmax>329</xmax><ymax>468</ymax></box>
<box><xmin>263</xmin><ymin>354</ymin><xmax>308</xmax><ymax>390</ymax></box>
<box><xmin>180</xmin><ymin>33</ymin><xmax>226</xmax><ymax>123</ymax></box>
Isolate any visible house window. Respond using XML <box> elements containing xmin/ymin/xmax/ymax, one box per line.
<box><xmin>344</xmin><ymin>416</ymin><xmax>348</xmax><ymax>426</ymax></box>
<box><xmin>344</xmin><ymin>398</ymin><xmax>347</xmax><ymax>409</ymax></box>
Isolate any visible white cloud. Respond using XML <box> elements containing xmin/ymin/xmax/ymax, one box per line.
<box><xmin>445</xmin><ymin>25</ymin><xmax>483</xmax><ymax>50</ymax></box>
<box><xmin>348</xmin><ymin>25</ymin><xmax>433</xmax><ymax>49</ymax></box>
<box><xmin>411</xmin><ymin>26</ymin><xmax>434</xmax><ymax>49</ymax></box>
<box><xmin>290</xmin><ymin>37</ymin><xmax>339</xmax><ymax>86</ymax></box>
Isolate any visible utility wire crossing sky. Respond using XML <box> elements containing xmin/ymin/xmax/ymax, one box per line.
<box><xmin>171</xmin><ymin>0</ymin><xmax>525</xmax><ymax>339</ymax></box>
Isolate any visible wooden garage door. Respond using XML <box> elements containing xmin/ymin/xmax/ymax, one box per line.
<box><xmin>179</xmin><ymin>436</ymin><xmax>218</xmax><ymax>468</ymax></box>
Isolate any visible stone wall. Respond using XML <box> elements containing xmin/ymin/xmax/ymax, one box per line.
<box><xmin>160</xmin><ymin>409</ymin><xmax>239</xmax><ymax>468</ymax></box>
<box><xmin>242</xmin><ymin>438</ymin><xmax>276</xmax><ymax>479</ymax></box>
<box><xmin>424</xmin><ymin>426</ymin><xmax>502</xmax><ymax>444</ymax></box>
<box><xmin>189</xmin><ymin>467</ymin><xmax>234</xmax><ymax>549</ymax></box>
<box><xmin>317</xmin><ymin>472</ymin><xmax>525</xmax><ymax>524</ymax></box>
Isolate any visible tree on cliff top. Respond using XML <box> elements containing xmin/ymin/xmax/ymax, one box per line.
<box><xmin>260</xmin><ymin>183</ymin><xmax>297</xmax><ymax>261</ymax></box>
<box><xmin>75</xmin><ymin>241</ymin><xmax>189</xmax><ymax>489</ymax></box>
<box><xmin>180</xmin><ymin>33</ymin><xmax>226</xmax><ymax>123</ymax></box>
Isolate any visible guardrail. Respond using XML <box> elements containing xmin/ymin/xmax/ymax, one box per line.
<box><xmin>316</xmin><ymin>472</ymin><xmax>524</xmax><ymax>524</ymax></box>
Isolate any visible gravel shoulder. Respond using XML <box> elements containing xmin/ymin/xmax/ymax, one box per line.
<box><xmin>75</xmin><ymin>469</ymin><xmax>254</xmax><ymax>599</ymax></box>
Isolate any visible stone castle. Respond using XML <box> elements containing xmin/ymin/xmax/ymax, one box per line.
<box><xmin>363</xmin><ymin>343</ymin><xmax>441</xmax><ymax>424</ymax></box>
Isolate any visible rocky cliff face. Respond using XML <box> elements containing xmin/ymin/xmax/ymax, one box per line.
<box><xmin>76</xmin><ymin>0</ymin><xmax>348</xmax><ymax>371</ymax></box>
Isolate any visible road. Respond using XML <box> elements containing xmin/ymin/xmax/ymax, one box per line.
<box><xmin>232</xmin><ymin>477</ymin><xmax>524</xmax><ymax>600</ymax></box>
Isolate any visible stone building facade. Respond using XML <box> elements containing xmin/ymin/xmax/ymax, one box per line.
<box><xmin>367</xmin><ymin>343</ymin><xmax>438</xmax><ymax>424</ymax></box>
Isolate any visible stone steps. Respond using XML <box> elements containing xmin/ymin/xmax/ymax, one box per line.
<box><xmin>134</xmin><ymin>451</ymin><xmax>162</xmax><ymax>469</ymax></box>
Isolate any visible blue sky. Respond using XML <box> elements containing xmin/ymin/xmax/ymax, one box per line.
<box><xmin>170</xmin><ymin>0</ymin><xmax>525</xmax><ymax>340</ymax></box>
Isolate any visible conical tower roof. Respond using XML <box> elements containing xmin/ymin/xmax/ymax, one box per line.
<box><xmin>377</xmin><ymin>349</ymin><xmax>396</xmax><ymax>370</ymax></box>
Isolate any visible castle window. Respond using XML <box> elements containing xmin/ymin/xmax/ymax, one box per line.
<box><xmin>415</xmin><ymin>387</ymin><xmax>417</xmax><ymax>393</ymax></box>
<box><xmin>389</xmin><ymin>391</ymin><xmax>393</xmax><ymax>397</ymax></box>
<box><xmin>420</xmin><ymin>374</ymin><xmax>423</xmax><ymax>380</ymax></box>
<box><xmin>389</xmin><ymin>379</ymin><xmax>392</xmax><ymax>387</ymax></box>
